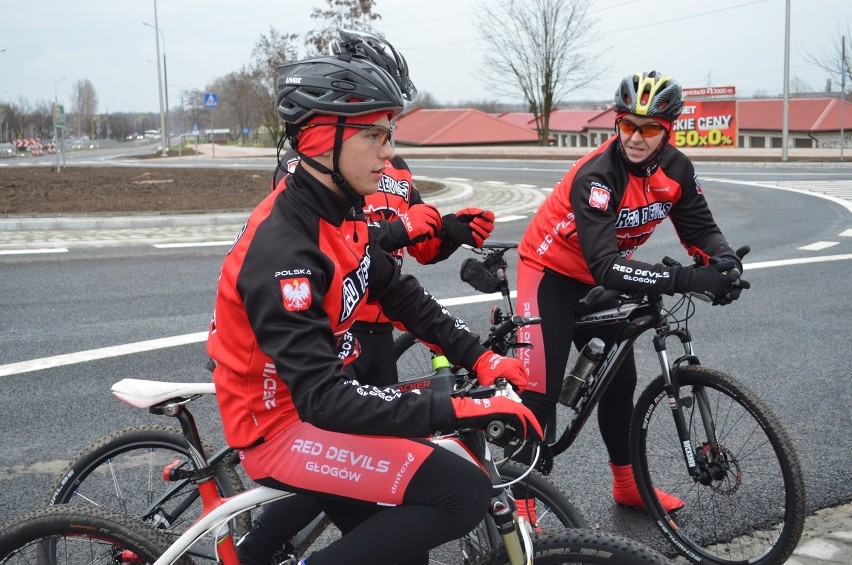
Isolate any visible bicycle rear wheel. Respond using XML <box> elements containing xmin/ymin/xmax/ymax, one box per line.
<box><xmin>630</xmin><ymin>366</ymin><xmax>805</xmax><ymax>565</ymax></box>
<box><xmin>394</xmin><ymin>331</ymin><xmax>437</xmax><ymax>381</ymax></box>
<box><xmin>0</xmin><ymin>505</ymin><xmax>190</xmax><ymax>565</ymax></box>
<box><xmin>472</xmin><ymin>529</ymin><xmax>671</xmax><ymax>564</ymax></box>
<box><xmin>45</xmin><ymin>424</ymin><xmax>251</xmax><ymax>561</ymax></box>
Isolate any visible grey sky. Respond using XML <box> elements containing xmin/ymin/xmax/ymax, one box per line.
<box><xmin>2</xmin><ymin>0</ymin><xmax>849</xmax><ymax>114</ymax></box>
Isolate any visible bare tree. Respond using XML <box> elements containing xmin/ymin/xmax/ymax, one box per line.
<box><xmin>70</xmin><ymin>79</ymin><xmax>98</xmax><ymax>138</ymax></box>
<box><xmin>802</xmin><ymin>23</ymin><xmax>851</xmax><ymax>96</ymax></box>
<box><xmin>251</xmin><ymin>27</ymin><xmax>300</xmax><ymax>144</ymax></box>
<box><xmin>183</xmin><ymin>87</ymin><xmax>206</xmax><ymax>135</ymax></box>
<box><xmin>476</xmin><ymin>0</ymin><xmax>602</xmax><ymax>145</ymax></box>
<box><xmin>211</xmin><ymin>67</ymin><xmax>260</xmax><ymax>145</ymax></box>
<box><xmin>304</xmin><ymin>0</ymin><xmax>381</xmax><ymax>57</ymax></box>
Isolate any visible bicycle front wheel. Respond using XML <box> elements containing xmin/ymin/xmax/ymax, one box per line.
<box><xmin>45</xmin><ymin>424</ymin><xmax>251</xmax><ymax>560</ymax></box>
<box><xmin>0</xmin><ymin>505</ymin><xmax>190</xmax><ymax>565</ymax></box>
<box><xmin>631</xmin><ymin>365</ymin><xmax>805</xmax><ymax>565</ymax></box>
<box><xmin>472</xmin><ymin>529</ymin><xmax>671</xmax><ymax>564</ymax></box>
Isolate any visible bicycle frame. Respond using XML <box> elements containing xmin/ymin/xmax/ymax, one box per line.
<box><xmin>462</xmin><ymin>244</ymin><xmax>723</xmax><ymax>484</ymax></box>
<box><xmin>111</xmin><ymin>377</ymin><xmax>537</xmax><ymax>565</ymax></box>
<box><xmin>547</xmin><ymin>290</ymin><xmax>718</xmax><ymax>483</ymax></box>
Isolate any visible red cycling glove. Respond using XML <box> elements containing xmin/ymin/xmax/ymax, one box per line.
<box><xmin>441</xmin><ymin>208</ymin><xmax>495</xmax><ymax>248</ymax></box>
<box><xmin>398</xmin><ymin>204</ymin><xmax>442</xmax><ymax>244</ymax></box>
<box><xmin>473</xmin><ymin>352</ymin><xmax>528</xmax><ymax>393</ymax></box>
<box><xmin>451</xmin><ymin>396</ymin><xmax>543</xmax><ymax>442</ymax></box>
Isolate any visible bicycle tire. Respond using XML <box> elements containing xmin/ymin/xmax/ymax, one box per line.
<box><xmin>472</xmin><ymin>529</ymin><xmax>672</xmax><ymax>564</ymax></box>
<box><xmin>393</xmin><ymin>330</ymin><xmax>436</xmax><ymax>381</ymax></box>
<box><xmin>0</xmin><ymin>505</ymin><xmax>192</xmax><ymax>565</ymax></box>
<box><xmin>44</xmin><ymin>424</ymin><xmax>251</xmax><ymax>556</ymax></box>
<box><xmin>630</xmin><ymin>366</ymin><xmax>805</xmax><ymax>565</ymax></box>
<box><xmin>498</xmin><ymin>460</ymin><xmax>588</xmax><ymax>529</ymax></box>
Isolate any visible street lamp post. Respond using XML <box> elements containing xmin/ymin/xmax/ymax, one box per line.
<box><xmin>54</xmin><ymin>76</ymin><xmax>67</xmax><ymax>172</ymax></box>
<box><xmin>105</xmin><ymin>96</ymin><xmax>116</xmax><ymax>140</ymax></box>
<box><xmin>171</xmin><ymin>82</ymin><xmax>192</xmax><ymax>136</ymax></box>
<box><xmin>146</xmin><ymin>1</ymin><xmax>168</xmax><ymax>157</ymax></box>
<box><xmin>143</xmin><ymin>22</ymin><xmax>170</xmax><ymax>147</ymax></box>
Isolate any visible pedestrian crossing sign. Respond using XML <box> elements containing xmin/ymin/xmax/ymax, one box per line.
<box><xmin>204</xmin><ymin>93</ymin><xmax>219</xmax><ymax>109</ymax></box>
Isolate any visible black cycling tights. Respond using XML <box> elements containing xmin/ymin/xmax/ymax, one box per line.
<box><xmin>252</xmin><ymin>444</ymin><xmax>491</xmax><ymax>565</ymax></box>
<box><xmin>515</xmin><ymin>270</ymin><xmax>638</xmax><ymax>467</ymax></box>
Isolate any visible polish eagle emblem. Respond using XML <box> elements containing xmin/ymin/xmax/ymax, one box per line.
<box><xmin>281</xmin><ymin>278</ymin><xmax>311</xmax><ymax>311</ymax></box>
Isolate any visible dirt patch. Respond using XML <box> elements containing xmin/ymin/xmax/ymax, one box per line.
<box><xmin>0</xmin><ymin>166</ymin><xmax>444</xmax><ymax>216</ymax></box>
<box><xmin>0</xmin><ymin>167</ymin><xmax>271</xmax><ymax>215</ymax></box>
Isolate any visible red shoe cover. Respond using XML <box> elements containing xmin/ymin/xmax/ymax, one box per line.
<box><xmin>610</xmin><ymin>462</ymin><xmax>684</xmax><ymax>513</ymax></box>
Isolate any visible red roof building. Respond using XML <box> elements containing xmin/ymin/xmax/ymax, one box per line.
<box><xmin>737</xmin><ymin>98</ymin><xmax>852</xmax><ymax>149</ymax></box>
<box><xmin>396</xmin><ymin>98</ymin><xmax>852</xmax><ymax>150</ymax></box>
<box><xmin>394</xmin><ymin>108</ymin><xmax>540</xmax><ymax>146</ymax></box>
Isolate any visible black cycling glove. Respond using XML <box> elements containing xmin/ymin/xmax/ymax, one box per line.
<box><xmin>675</xmin><ymin>257</ymin><xmax>740</xmax><ymax>303</ymax></box>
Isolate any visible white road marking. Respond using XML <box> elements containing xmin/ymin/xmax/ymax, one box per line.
<box><xmin>744</xmin><ymin>253</ymin><xmax>852</xmax><ymax>270</ymax></box>
<box><xmin>702</xmin><ymin>178</ymin><xmax>852</xmax><ymax>215</ymax></box>
<box><xmin>153</xmin><ymin>241</ymin><xmax>233</xmax><ymax>249</ymax></box>
<box><xmin>841</xmin><ymin>229</ymin><xmax>852</xmax><ymax>237</ymax></box>
<box><xmin>0</xmin><ymin>248</ymin><xmax>69</xmax><ymax>255</ymax></box>
<box><xmin>496</xmin><ymin>215</ymin><xmax>527</xmax><ymax>223</ymax></box>
<box><xmin>444</xmin><ymin>177</ymin><xmax>470</xmax><ymax>182</ymax></box>
<box><xmin>799</xmin><ymin>241</ymin><xmax>839</xmax><ymax>251</ymax></box>
<box><xmin>3</xmin><ymin>254</ymin><xmax>851</xmax><ymax>379</ymax></box>
<box><xmin>0</xmin><ymin>332</ymin><xmax>208</xmax><ymax>378</ymax></box>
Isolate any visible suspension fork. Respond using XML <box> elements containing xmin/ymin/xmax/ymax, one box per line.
<box><xmin>654</xmin><ymin>328</ymin><xmax>704</xmax><ymax>479</ymax></box>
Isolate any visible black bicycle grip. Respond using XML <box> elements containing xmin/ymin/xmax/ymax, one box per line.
<box><xmin>485</xmin><ymin>315</ymin><xmax>539</xmax><ymax>346</ymax></box>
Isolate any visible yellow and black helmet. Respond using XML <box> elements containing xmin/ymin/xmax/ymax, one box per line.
<box><xmin>614</xmin><ymin>71</ymin><xmax>684</xmax><ymax>121</ymax></box>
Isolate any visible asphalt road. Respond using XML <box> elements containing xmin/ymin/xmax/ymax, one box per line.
<box><xmin>1</xmin><ymin>159</ymin><xmax>850</xmax><ymax>560</ymax></box>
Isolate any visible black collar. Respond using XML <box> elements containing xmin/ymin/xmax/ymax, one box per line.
<box><xmin>285</xmin><ymin>164</ymin><xmax>353</xmax><ymax>227</ymax></box>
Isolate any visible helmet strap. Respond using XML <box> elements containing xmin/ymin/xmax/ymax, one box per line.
<box><xmin>298</xmin><ymin>116</ymin><xmax>365</xmax><ymax>213</ymax></box>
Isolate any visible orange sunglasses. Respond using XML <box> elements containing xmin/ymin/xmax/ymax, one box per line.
<box><xmin>616</xmin><ymin>119</ymin><xmax>666</xmax><ymax>138</ymax></box>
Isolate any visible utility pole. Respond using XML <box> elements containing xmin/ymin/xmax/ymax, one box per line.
<box><xmin>152</xmin><ymin>0</ymin><xmax>168</xmax><ymax>157</ymax></box>
<box><xmin>54</xmin><ymin>76</ymin><xmax>67</xmax><ymax>173</ymax></box>
<box><xmin>781</xmin><ymin>0</ymin><xmax>790</xmax><ymax>162</ymax></box>
<box><xmin>841</xmin><ymin>35</ymin><xmax>847</xmax><ymax>161</ymax></box>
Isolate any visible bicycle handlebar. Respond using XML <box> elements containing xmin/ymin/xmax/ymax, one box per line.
<box><xmin>483</xmin><ymin>314</ymin><xmax>540</xmax><ymax>348</ymax></box>
<box><xmin>580</xmin><ymin>246</ymin><xmax>752</xmax><ymax>307</ymax></box>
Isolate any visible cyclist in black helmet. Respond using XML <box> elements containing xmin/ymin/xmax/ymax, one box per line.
<box><xmin>513</xmin><ymin>70</ymin><xmax>745</xmax><ymax>517</ymax></box>
<box><xmin>208</xmin><ymin>50</ymin><xmax>541</xmax><ymax>565</ymax></box>
<box><xmin>238</xmin><ymin>32</ymin><xmax>496</xmax><ymax>565</ymax></box>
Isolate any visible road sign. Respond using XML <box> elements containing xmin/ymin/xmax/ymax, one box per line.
<box><xmin>204</xmin><ymin>93</ymin><xmax>219</xmax><ymax>109</ymax></box>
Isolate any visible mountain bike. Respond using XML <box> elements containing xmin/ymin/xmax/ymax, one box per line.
<box><xmin>43</xmin><ymin>377</ymin><xmax>586</xmax><ymax>562</ymax></box>
<box><xmin>2</xmin><ymin>376</ymin><xmax>672</xmax><ymax>565</ymax></box>
<box><xmin>394</xmin><ymin>242</ymin><xmax>806</xmax><ymax>565</ymax></box>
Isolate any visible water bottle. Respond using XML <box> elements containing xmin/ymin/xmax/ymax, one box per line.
<box><xmin>558</xmin><ymin>337</ymin><xmax>605</xmax><ymax>407</ymax></box>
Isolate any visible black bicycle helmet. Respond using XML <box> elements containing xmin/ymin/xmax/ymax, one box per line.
<box><xmin>276</xmin><ymin>55</ymin><xmax>405</xmax><ymax>125</ymax></box>
<box><xmin>330</xmin><ymin>29</ymin><xmax>418</xmax><ymax>101</ymax></box>
<box><xmin>613</xmin><ymin>71</ymin><xmax>684</xmax><ymax>121</ymax></box>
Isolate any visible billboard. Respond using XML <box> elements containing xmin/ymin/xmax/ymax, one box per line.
<box><xmin>672</xmin><ymin>99</ymin><xmax>737</xmax><ymax>148</ymax></box>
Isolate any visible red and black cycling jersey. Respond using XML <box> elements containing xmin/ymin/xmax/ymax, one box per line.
<box><xmin>518</xmin><ymin>136</ymin><xmax>735</xmax><ymax>292</ymax></box>
<box><xmin>273</xmin><ymin>151</ymin><xmax>459</xmax><ymax>327</ymax></box>
<box><xmin>208</xmin><ymin>165</ymin><xmax>482</xmax><ymax>449</ymax></box>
